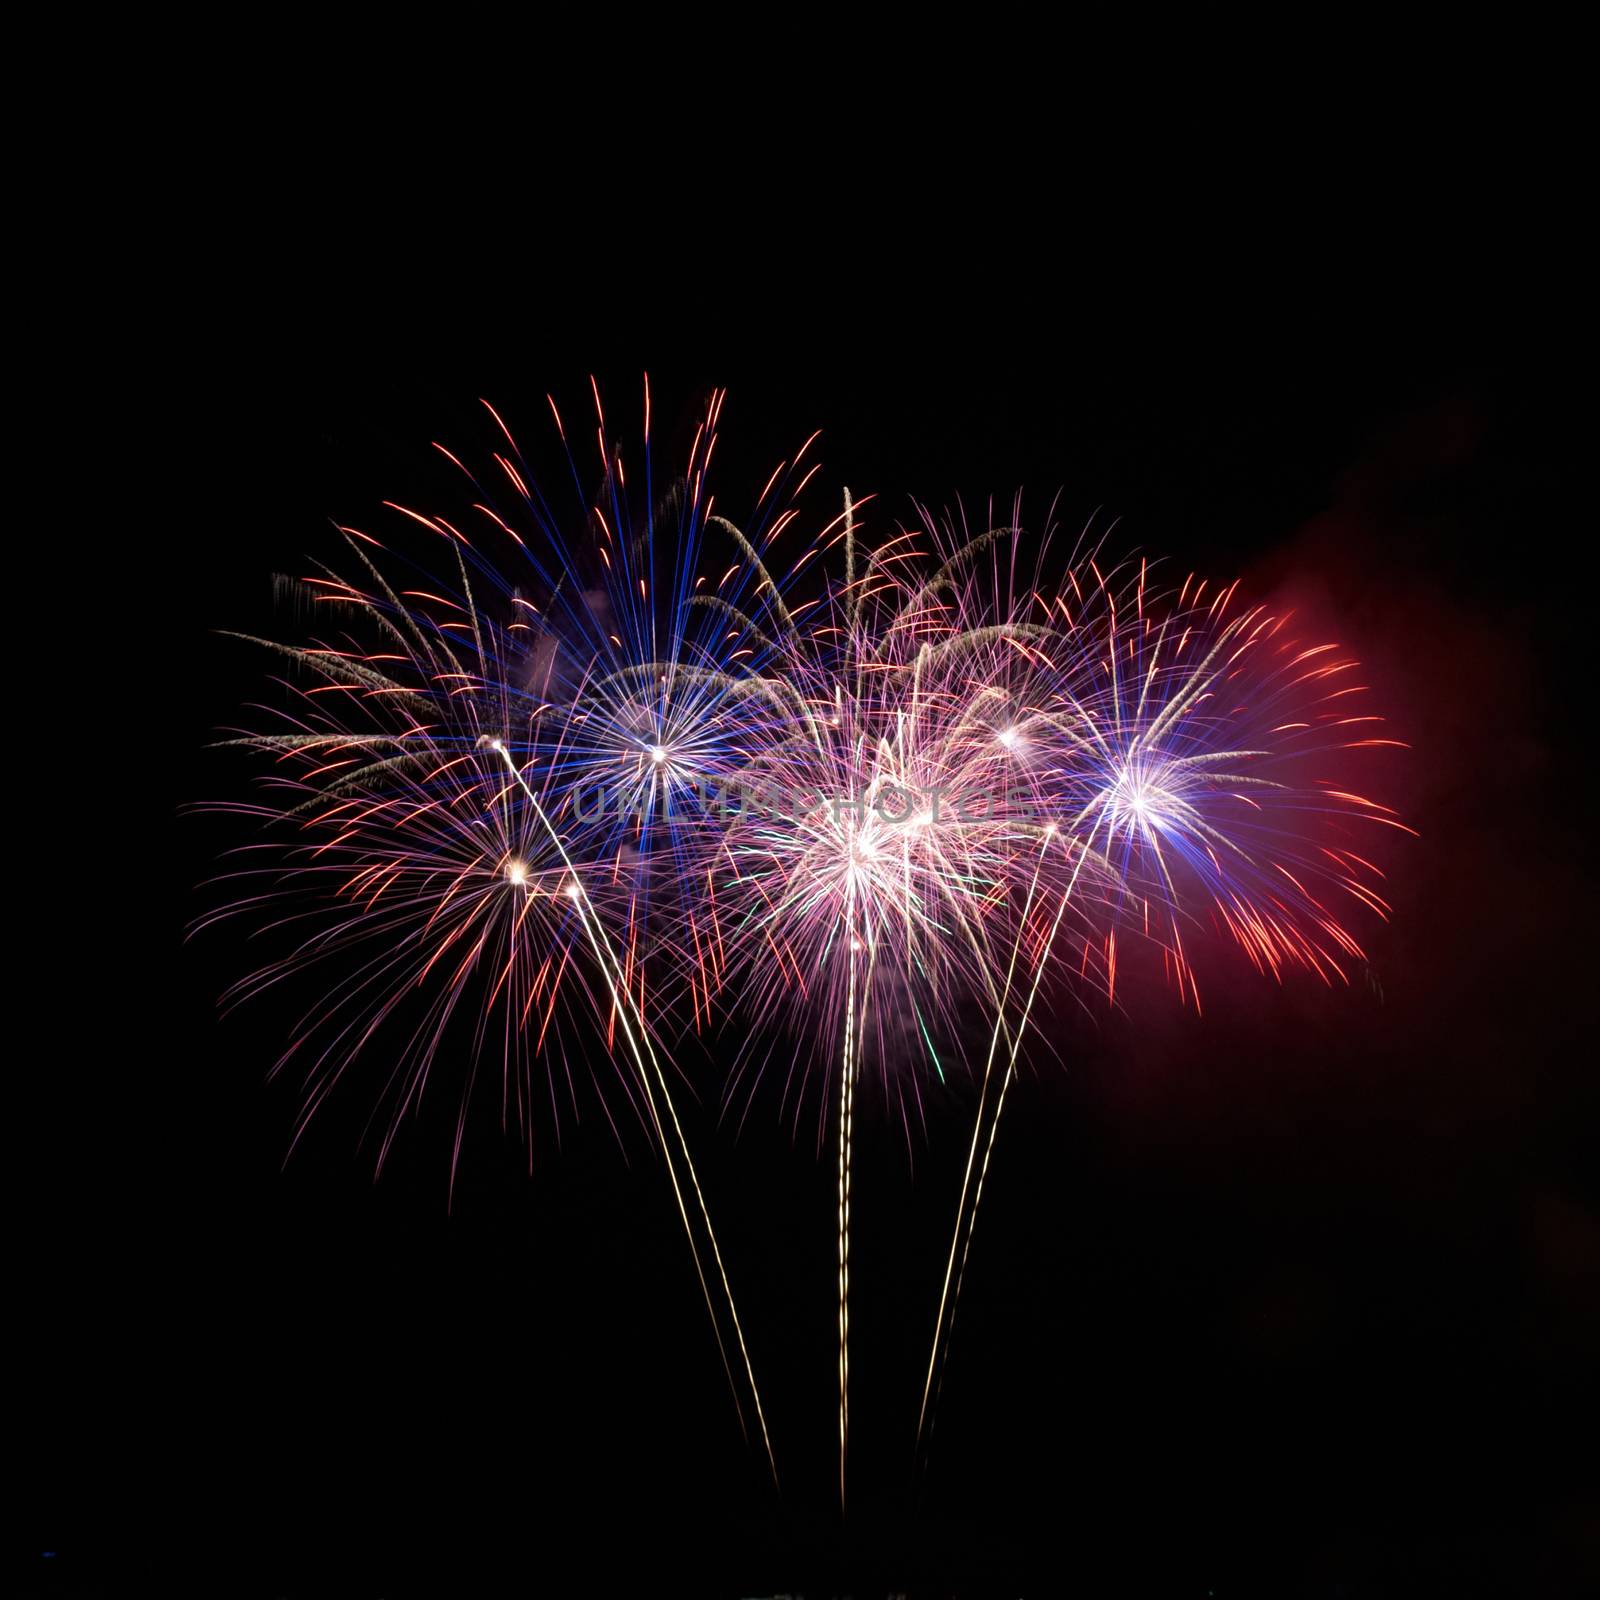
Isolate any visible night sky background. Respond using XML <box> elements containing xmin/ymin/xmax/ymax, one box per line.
<box><xmin>18</xmin><ymin>258</ymin><xmax>1595</xmax><ymax>1595</ymax></box>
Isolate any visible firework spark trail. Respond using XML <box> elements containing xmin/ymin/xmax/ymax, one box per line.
<box><xmin>839</xmin><ymin>929</ymin><xmax>858</xmax><ymax>1507</ymax></box>
<box><xmin>913</xmin><ymin>558</ymin><xmax>1409</xmax><ymax>1475</ymax></box>
<box><xmin>695</xmin><ymin>501</ymin><xmax>1088</xmax><ymax>1507</ymax></box>
<box><xmin>195</xmin><ymin>381</ymin><xmax>811</xmax><ymax>1487</ymax></box>
<box><xmin>490</xmin><ymin>740</ymin><xmax>778</xmax><ymax>1485</ymax></box>
<box><xmin>913</xmin><ymin>820</ymin><xmax>1068</xmax><ymax>1458</ymax></box>
<box><xmin>916</xmin><ymin>813</ymin><xmax>1106</xmax><ymax>1468</ymax></box>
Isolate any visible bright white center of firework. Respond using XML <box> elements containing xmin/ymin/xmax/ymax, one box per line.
<box><xmin>998</xmin><ymin>726</ymin><xmax>1020</xmax><ymax>749</ymax></box>
<box><xmin>505</xmin><ymin>860</ymin><xmax>528</xmax><ymax>886</ymax></box>
<box><xmin>850</xmin><ymin>937</ymin><xmax>863</xmax><ymax>953</ymax></box>
<box><xmin>1112</xmin><ymin>767</ymin><xmax>1166</xmax><ymax>830</ymax></box>
<box><xmin>564</xmin><ymin>881</ymin><xmax>581</xmax><ymax>901</ymax></box>
<box><xmin>844</xmin><ymin>833</ymin><xmax>879</xmax><ymax>891</ymax></box>
<box><xmin>649</xmin><ymin>744</ymin><xmax>668</xmax><ymax>765</ymax></box>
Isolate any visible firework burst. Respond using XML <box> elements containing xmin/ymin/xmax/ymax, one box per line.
<box><xmin>680</xmin><ymin>496</ymin><xmax>1124</xmax><ymax>1501</ymax></box>
<box><xmin>191</xmin><ymin>381</ymin><xmax>799</xmax><ymax>1482</ymax></box>
<box><xmin>914</xmin><ymin>549</ymin><xmax>1411</xmax><ymax>1471</ymax></box>
<box><xmin>192</xmin><ymin>381</ymin><xmax>1407</xmax><ymax>1514</ymax></box>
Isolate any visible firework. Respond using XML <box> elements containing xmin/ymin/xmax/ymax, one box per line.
<box><xmin>192</xmin><ymin>381</ymin><xmax>798</xmax><ymax>1482</ymax></box>
<box><xmin>914</xmin><ymin>550</ymin><xmax>1410</xmax><ymax>1470</ymax></box>
<box><xmin>681</xmin><ymin>496</ymin><xmax>1119</xmax><ymax>1503</ymax></box>
<box><xmin>193</xmin><ymin>380</ymin><xmax>1406</xmax><ymax>1513</ymax></box>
